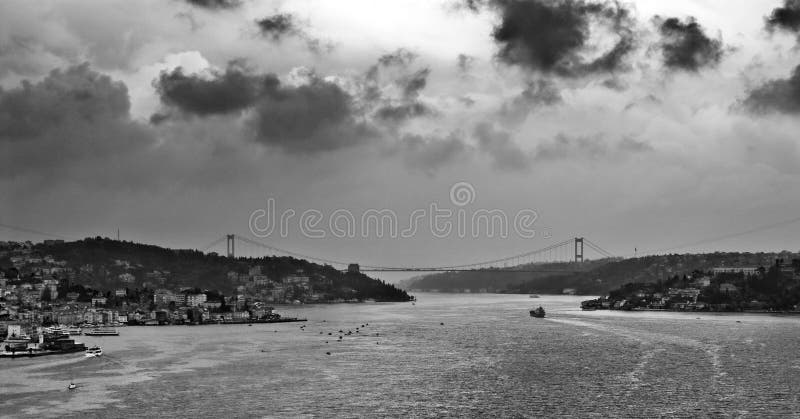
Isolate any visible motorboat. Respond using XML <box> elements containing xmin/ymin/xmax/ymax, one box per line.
<box><xmin>85</xmin><ymin>346</ymin><xmax>103</xmax><ymax>357</ymax></box>
<box><xmin>529</xmin><ymin>306</ymin><xmax>546</xmax><ymax>318</ymax></box>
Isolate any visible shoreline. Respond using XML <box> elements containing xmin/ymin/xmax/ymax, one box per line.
<box><xmin>126</xmin><ymin>317</ymin><xmax>308</xmax><ymax>327</ymax></box>
<box><xmin>581</xmin><ymin>308</ymin><xmax>800</xmax><ymax>315</ymax></box>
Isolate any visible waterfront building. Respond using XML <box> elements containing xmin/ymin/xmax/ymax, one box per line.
<box><xmin>712</xmin><ymin>267</ymin><xmax>759</xmax><ymax>276</ymax></box>
<box><xmin>186</xmin><ymin>293</ymin><xmax>207</xmax><ymax>307</ymax></box>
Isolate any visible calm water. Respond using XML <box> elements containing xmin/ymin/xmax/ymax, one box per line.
<box><xmin>2</xmin><ymin>293</ymin><xmax>800</xmax><ymax>418</ymax></box>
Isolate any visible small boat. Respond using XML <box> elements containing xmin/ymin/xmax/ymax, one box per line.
<box><xmin>530</xmin><ymin>306</ymin><xmax>546</xmax><ymax>318</ymax></box>
<box><xmin>529</xmin><ymin>295</ymin><xmax>540</xmax><ymax>298</ymax></box>
<box><xmin>68</xmin><ymin>383</ymin><xmax>77</xmax><ymax>390</ymax></box>
<box><xmin>84</xmin><ymin>327</ymin><xmax>119</xmax><ymax>336</ymax></box>
<box><xmin>85</xmin><ymin>346</ymin><xmax>103</xmax><ymax>357</ymax></box>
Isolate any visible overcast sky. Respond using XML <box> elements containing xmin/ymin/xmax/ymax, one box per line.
<box><xmin>2</xmin><ymin>0</ymin><xmax>800</xmax><ymax>277</ymax></box>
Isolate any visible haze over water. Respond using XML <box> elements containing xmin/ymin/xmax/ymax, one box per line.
<box><xmin>2</xmin><ymin>293</ymin><xmax>799</xmax><ymax>417</ymax></box>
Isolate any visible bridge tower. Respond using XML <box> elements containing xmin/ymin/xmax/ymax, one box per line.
<box><xmin>226</xmin><ymin>234</ymin><xmax>235</xmax><ymax>258</ymax></box>
<box><xmin>574</xmin><ymin>237</ymin><xmax>584</xmax><ymax>263</ymax></box>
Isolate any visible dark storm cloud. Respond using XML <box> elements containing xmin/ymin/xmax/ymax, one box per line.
<box><xmin>0</xmin><ymin>63</ymin><xmax>156</xmax><ymax>179</ymax></box>
<box><xmin>457</xmin><ymin>54</ymin><xmax>475</xmax><ymax>73</ymax></box>
<box><xmin>378</xmin><ymin>48</ymin><xmax>418</xmax><ymax>68</ymax></box>
<box><xmin>499</xmin><ymin>79</ymin><xmax>562</xmax><ymax>125</ymax></box>
<box><xmin>365</xmin><ymin>49</ymin><xmax>418</xmax><ymax>85</ymax></box>
<box><xmin>618</xmin><ymin>136</ymin><xmax>653</xmax><ymax>153</ymax></box>
<box><xmin>0</xmin><ymin>63</ymin><xmax>130</xmax><ymax>140</ymax></box>
<box><xmin>766</xmin><ymin>0</ymin><xmax>800</xmax><ymax>34</ymax></box>
<box><xmin>487</xmin><ymin>0</ymin><xmax>636</xmax><ymax>77</ymax></box>
<box><xmin>367</xmin><ymin>64</ymin><xmax>435</xmax><ymax>126</ymax></box>
<box><xmin>154</xmin><ymin>63</ymin><xmax>263</xmax><ymax>116</ymax></box>
<box><xmin>185</xmin><ymin>0</ymin><xmax>241</xmax><ymax>10</ymax></box>
<box><xmin>459</xmin><ymin>96</ymin><xmax>476</xmax><ymax>107</ymax></box>
<box><xmin>375</xmin><ymin>103</ymin><xmax>434</xmax><ymax>123</ymax></box>
<box><xmin>255</xmin><ymin>14</ymin><xmax>333</xmax><ymax>53</ymax></box>
<box><xmin>400</xmin><ymin>68</ymin><xmax>430</xmax><ymax>100</ymax></box>
<box><xmin>251</xmin><ymin>76</ymin><xmax>374</xmax><ymax>152</ymax></box>
<box><xmin>473</xmin><ymin>122</ymin><xmax>531</xmax><ymax>171</ymax></box>
<box><xmin>153</xmin><ymin>62</ymin><xmax>374</xmax><ymax>153</ymax></box>
<box><xmin>741</xmin><ymin>64</ymin><xmax>800</xmax><ymax>114</ymax></box>
<box><xmin>256</xmin><ymin>14</ymin><xmax>299</xmax><ymax>40</ymax></box>
<box><xmin>655</xmin><ymin>17</ymin><xmax>724</xmax><ymax>72</ymax></box>
<box><xmin>471</xmin><ymin>121</ymin><xmax>652</xmax><ymax>171</ymax></box>
<box><xmin>534</xmin><ymin>133</ymin><xmax>652</xmax><ymax>161</ymax></box>
<box><xmin>394</xmin><ymin>132</ymin><xmax>470</xmax><ymax>175</ymax></box>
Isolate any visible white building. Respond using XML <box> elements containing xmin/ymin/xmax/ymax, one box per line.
<box><xmin>118</xmin><ymin>273</ymin><xmax>136</xmax><ymax>283</ymax></box>
<box><xmin>712</xmin><ymin>267</ymin><xmax>759</xmax><ymax>276</ymax></box>
<box><xmin>186</xmin><ymin>293</ymin><xmax>207</xmax><ymax>307</ymax></box>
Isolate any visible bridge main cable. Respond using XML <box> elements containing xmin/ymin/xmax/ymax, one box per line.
<box><xmin>221</xmin><ymin>235</ymin><xmax>578</xmax><ymax>271</ymax></box>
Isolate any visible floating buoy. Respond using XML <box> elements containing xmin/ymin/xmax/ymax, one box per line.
<box><xmin>440</xmin><ymin>322</ymin><xmax>444</xmax><ymax>325</ymax></box>
<box><xmin>328</xmin><ymin>332</ymin><xmax>332</xmax><ymax>335</ymax></box>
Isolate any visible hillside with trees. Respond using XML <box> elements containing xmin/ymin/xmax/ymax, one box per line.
<box><xmin>402</xmin><ymin>252</ymin><xmax>800</xmax><ymax>295</ymax></box>
<box><xmin>1</xmin><ymin>237</ymin><xmax>411</xmax><ymax>303</ymax></box>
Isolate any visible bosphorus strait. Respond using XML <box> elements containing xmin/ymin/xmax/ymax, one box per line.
<box><xmin>3</xmin><ymin>294</ymin><xmax>799</xmax><ymax>418</ymax></box>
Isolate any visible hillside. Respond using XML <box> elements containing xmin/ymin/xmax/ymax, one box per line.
<box><xmin>400</xmin><ymin>260</ymin><xmax>610</xmax><ymax>293</ymax></box>
<box><xmin>403</xmin><ymin>251</ymin><xmax>800</xmax><ymax>295</ymax></box>
<box><xmin>0</xmin><ymin>237</ymin><xmax>411</xmax><ymax>302</ymax></box>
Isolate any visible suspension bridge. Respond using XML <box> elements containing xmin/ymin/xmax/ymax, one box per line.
<box><xmin>200</xmin><ymin>234</ymin><xmax>616</xmax><ymax>273</ymax></box>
